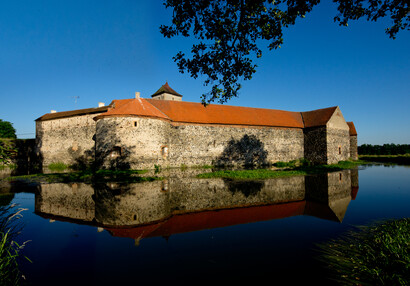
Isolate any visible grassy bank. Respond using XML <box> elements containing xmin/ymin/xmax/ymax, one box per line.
<box><xmin>197</xmin><ymin>160</ymin><xmax>364</xmax><ymax>180</ymax></box>
<box><xmin>359</xmin><ymin>154</ymin><xmax>410</xmax><ymax>165</ymax></box>
<box><xmin>2</xmin><ymin>169</ymin><xmax>163</xmax><ymax>184</ymax></box>
<box><xmin>317</xmin><ymin>218</ymin><xmax>409</xmax><ymax>285</ymax></box>
<box><xmin>0</xmin><ymin>205</ymin><xmax>29</xmax><ymax>286</ymax></box>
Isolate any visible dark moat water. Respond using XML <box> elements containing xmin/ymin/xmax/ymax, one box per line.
<box><xmin>2</xmin><ymin>164</ymin><xmax>410</xmax><ymax>285</ymax></box>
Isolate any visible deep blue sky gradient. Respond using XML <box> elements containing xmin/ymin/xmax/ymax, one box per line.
<box><xmin>1</xmin><ymin>0</ymin><xmax>409</xmax><ymax>144</ymax></box>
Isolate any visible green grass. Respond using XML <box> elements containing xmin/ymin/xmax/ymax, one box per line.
<box><xmin>2</xmin><ymin>168</ymin><xmax>162</xmax><ymax>184</ymax></box>
<box><xmin>0</xmin><ymin>205</ymin><xmax>30</xmax><ymax>286</ymax></box>
<box><xmin>317</xmin><ymin>218</ymin><xmax>409</xmax><ymax>285</ymax></box>
<box><xmin>359</xmin><ymin>154</ymin><xmax>410</xmax><ymax>165</ymax></box>
<box><xmin>197</xmin><ymin>160</ymin><xmax>364</xmax><ymax>180</ymax></box>
<box><xmin>47</xmin><ymin>162</ymin><xmax>69</xmax><ymax>172</ymax></box>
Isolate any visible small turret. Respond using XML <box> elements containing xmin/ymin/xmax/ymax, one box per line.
<box><xmin>151</xmin><ymin>82</ymin><xmax>182</xmax><ymax>101</ymax></box>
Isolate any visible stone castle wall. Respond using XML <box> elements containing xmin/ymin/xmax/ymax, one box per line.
<box><xmin>326</xmin><ymin>108</ymin><xmax>350</xmax><ymax>164</ymax></box>
<box><xmin>304</xmin><ymin>126</ymin><xmax>327</xmax><ymax>164</ymax></box>
<box><xmin>350</xmin><ymin>135</ymin><xmax>358</xmax><ymax>160</ymax></box>
<box><xmin>36</xmin><ymin>106</ymin><xmax>356</xmax><ymax>169</ymax></box>
<box><xmin>95</xmin><ymin>117</ymin><xmax>170</xmax><ymax>169</ymax></box>
<box><xmin>96</xmin><ymin>117</ymin><xmax>304</xmax><ymax>169</ymax></box>
<box><xmin>327</xmin><ymin>128</ymin><xmax>350</xmax><ymax>164</ymax></box>
<box><xmin>167</xmin><ymin>123</ymin><xmax>304</xmax><ymax>167</ymax></box>
<box><xmin>36</xmin><ymin>113</ymin><xmax>103</xmax><ymax>167</ymax></box>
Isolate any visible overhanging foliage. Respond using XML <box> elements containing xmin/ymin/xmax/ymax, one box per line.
<box><xmin>161</xmin><ymin>0</ymin><xmax>409</xmax><ymax>104</ymax></box>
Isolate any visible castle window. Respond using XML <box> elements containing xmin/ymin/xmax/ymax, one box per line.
<box><xmin>338</xmin><ymin>146</ymin><xmax>342</xmax><ymax>155</ymax></box>
<box><xmin>72</xmin><ymin>142</ymin><xmax>78</xmax><ymax>151</ymax></box>
<box><xmin>133</xmin><ymin>121</ymin><xmax>139</xmax><ymax>128</ymax></box>
<box><xmin>110</xmin><ymin>146</ymin><xmax>122</xmax><ymax>158</ymax></box>
<box><xmin>162</xmin><ymin>180</ymin><xmax>169</xmax><ymax>192</ymax></box>
<box><xmin>161</xmin><ymin>146</ymin><xmax>168</xmax><ymax>158</ymax></box>
<box><xmin>339</xmin><ymin>173</ymin><xmax>342</xmax><ymax>181</ymax></box>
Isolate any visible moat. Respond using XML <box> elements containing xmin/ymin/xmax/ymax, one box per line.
<box><xmin>1</xmin><ymin>164</ymin><xmax>410</xmax><ymax>285</ymax></box>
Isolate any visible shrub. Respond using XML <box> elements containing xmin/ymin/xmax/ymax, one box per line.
<box><xmin>48</xmin><ymin>162</ymin><xmax>69</xmax><ymax>172</ymax></box>
<box><xmin>0</xmin><ymin>140</ymin><xmax>17</xmax><ymax>165</ymax></box>
<box><xmin>154</xmin><ymin>164</ymin><xmax>161</xmax><ymax>174</ymax></box>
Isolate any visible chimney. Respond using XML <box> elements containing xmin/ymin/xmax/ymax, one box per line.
<box><xmin>51</xmin><ymin>110</ymin><xmax>57</xmax><ymax>113</ymax></box>
<box><xmin>135</xmin><ymin>92</ymin><xmax>140</xmax><ymax>99</ymax></box>
<box><xmin>98</xmin><ymin>102</ymin><xmax>105</xmax><ymax>107</ymax></box>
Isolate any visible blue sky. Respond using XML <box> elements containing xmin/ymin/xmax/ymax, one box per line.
<box><xmin>1</xmin><ymin>0</ymin><xmax>409</xmax><ymax>145</ymax></box>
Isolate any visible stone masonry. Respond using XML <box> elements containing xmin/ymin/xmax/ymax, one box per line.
<box><xmin>35</xmin><ymin>84</ymin><xmax>358</xmax><ymax>169</ymax></box>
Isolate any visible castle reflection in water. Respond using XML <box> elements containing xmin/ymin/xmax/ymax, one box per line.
<box><xmin>35</xmin><ymin>169</ymin><xmax>359</xmax><ymax>244</ymax></box>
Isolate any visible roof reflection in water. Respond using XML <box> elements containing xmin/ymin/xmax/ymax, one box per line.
<box><xmin>35</xmin><ymin>169</ymin><xmax>359</xmax><ymax>242</ymax></box>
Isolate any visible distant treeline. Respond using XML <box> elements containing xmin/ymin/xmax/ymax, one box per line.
<box><xmin>358</xmin><ymin>144</ymin><xmax>410</xmax><ymax>155</ymax></box>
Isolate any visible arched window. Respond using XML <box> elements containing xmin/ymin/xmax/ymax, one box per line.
<box><xmin>161</xmin><ymin>146</ymin><xmax>169</xmax><ymax>158</ymax></box>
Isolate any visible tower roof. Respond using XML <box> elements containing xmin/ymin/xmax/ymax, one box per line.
<box><xmin>151</xmin><ymin>82</ymin><xmax>182</xmax><ymax>98</ymax></box>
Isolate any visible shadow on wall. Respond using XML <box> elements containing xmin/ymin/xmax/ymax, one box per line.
<box><xmin>72</xmin><ymin>143</ymin><xmax>138</xmax><ymax>171</ymax></box>
<box><xmin>216</xmin><ymin>134</ymin><xmax>269</xmax><ymax>167</ymax></box>
<box><xmin>95</xmin><ymin>120</ymin><xmax>138</xmax><ymax>170</ymax></box>
<box><xmin>69</xmin><ymin>146</ymin><xmax>95</xmax><ymax>171</ymax></box>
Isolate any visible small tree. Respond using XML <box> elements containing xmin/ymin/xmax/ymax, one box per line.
<box><xmin>0</xmin><ymin>120</ymin><xmax>16</xmax><ymax>139</ymax></box>
<box><xmin>0</xmin><ymin>120</ymin><xmax>17</xmax><ymax>164</ymax></box>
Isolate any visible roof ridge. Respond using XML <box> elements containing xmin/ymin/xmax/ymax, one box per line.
<box><xmin>300</xmin><ymin>111</ymin><xmax>306</xmax><ymax>128</ymax></box>
<box><xmin>35</xmin><ymin>105</ymin><xmax>110</xmax><ymax>121</ymax></box>
<box><xmin>300</xmin><ymin>106</ymin><xmax>338</xmax><ymax>113</ymax></box>
<box><xmin>140</xmin><ymin>98</ymin><xmax>171</xmax><ymax>120</ymax></box>
<box><xmin>146</xmin><ymin>99</ymin><xmax>302</xmax><ymax>114</ymax></box>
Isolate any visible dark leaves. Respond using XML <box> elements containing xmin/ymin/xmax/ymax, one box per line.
<box><xmin>334</xmin><ymin>0</ymin><xmax>410</xmax><ymax>39</ymax></box>
<box><xmin>161</xmin><ymin>0</ymin><xmax>408</xmax><ymax>104</ymax></box>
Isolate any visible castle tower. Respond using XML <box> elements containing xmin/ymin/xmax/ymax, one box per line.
<box><xmin>151</xmin><ymin>82</ymin><xmax>183</xmax><ymax>101</ymax></box>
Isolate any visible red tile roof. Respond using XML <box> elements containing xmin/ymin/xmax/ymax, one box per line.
<box><xmin>347</xmin><ymin>122</ymin><xmax>357</xmax><ymax>136</ymax></box>
<box><xmin>36</xmin><ymin>95</ymin><xmax>345</xmax><ymax>131</ymax></box>
<box><xmin>146</xmin><ymin>99</ymin><xmax>305</xmax><ymax>128</ymax></box>
<box><xmin>35</xmin><ymin>105</ymin><xmax>110</xmax><ymax>121</ymax></box>
<box><xmin>93</xmin><ymin>98</ymin><xmax>170</xmax><ymax>121</ymax></box>
<box><xmin>301</xmin><ymin>106</ymin><xmax>338</xmax><ymax>128</ymax></box>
